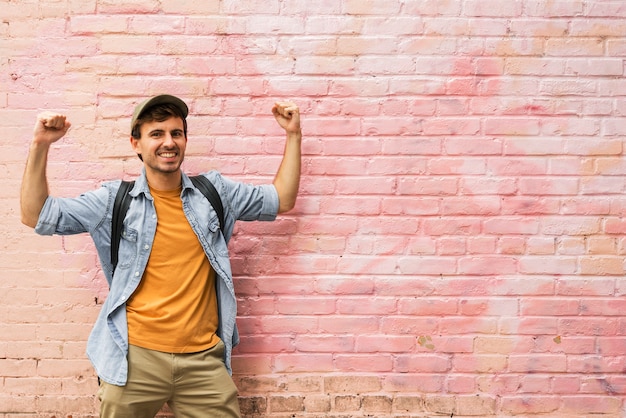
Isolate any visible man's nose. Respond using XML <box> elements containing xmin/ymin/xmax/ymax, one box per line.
<box><xmin>163</xmin><ymin>133</ymin><xmax>175</xmax><ymax>146</ymax></box>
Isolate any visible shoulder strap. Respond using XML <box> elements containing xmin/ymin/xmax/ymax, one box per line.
<box><xmin>190</xmin><ymin>175</ymin><xmax>225</xmax><ymax>233</ymax></box>
<box><xmin>111</xmin><ymin>180</ymin><xmax>135</xmax><ymax>274</ymax></box>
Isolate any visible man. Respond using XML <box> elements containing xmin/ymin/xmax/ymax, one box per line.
<box><xmin>20</xmin><ymin>94</ymin><xmax>302</xmax><ymax>417</ymax></box>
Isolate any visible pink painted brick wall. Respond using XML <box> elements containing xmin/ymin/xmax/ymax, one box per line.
<box><xmin>1</xmin><ymin>1</ymin><xmax>625</xmax><ymax>417</ymax></box>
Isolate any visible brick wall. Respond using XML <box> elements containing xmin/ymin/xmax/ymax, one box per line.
<box><xmin>1</xmin><ymin>1</ymin><xmax>625</xmax><ymax>417</ymax></box>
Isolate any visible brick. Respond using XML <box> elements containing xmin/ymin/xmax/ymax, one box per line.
<box><xmin>509</xmin><ymin>355</ymin><xmax>568</xmax><ymax>373</ymax></box>
<box><xmin>285</xmin><ymin>375</ymin><xmax>323</xmax><ymax>392</ymax></box>
<box><xmin>570</xmin><ymin>355</ymin><xmax>625</xmax><ymax>374</ymax></box>
<box><xmin>423</xmin><ymin>17</ymin><xmax>469</xmax><ymax>36</ymax></box>
<box><xmin>231</xmin><ymin>355</ymin><xmax>273</xmax><ymax>375</ymax></box>
<box><xmin>560</xmin><ymin>395</ymin><xmax>622</xmax><ymax>414</ymax></box>
<box><xmin>458</xmin><ymin>256</ymin><xmax>517</xmax><ymax>275</ymax></box>
<box><xmin>474</xmin><ymin>336</ymin><xmax>533</xmax><ymax>354</ymax></box>
<box><xmin>394</xmin><ymin>395</ymin><xmax>424</xmax><ymax>413</ymax></box>
<box><xmin>333</xmin><ymin>395</ymin><xmax>360</xmax><ymax>412</ymax></box>
<box><xmin>324</xmin><ymin>376</ymin><xmax>382</xmax><ymax>393</ymax></box>
<box><xmin>579</xmin><ymin>256</ymin><xmax>624</xmax><ymax>275</ymax></box>
<box><xmin>461</xmin><ymin>177</ymin><xmax>516</xmax><ymax>194</ymax></box>
<box><xmin>397</xmin><ymin>298</ymin><xmax>457</xmax><ymax>316</ymax></box>
<box><xmin>319</xmin><ymin>316</ymin><xmax>380</xmax><ymax>334</ymax></box>
<box><xmin>385</xmin><ymin>374</ymin><xmax>444</xmax><ymax>393</ymax></box>
<box><xmin>334</xmin><ymin>354</ymin><xmax>393</xmax><ymax>372</ymax></box>
<box><xmin>501</xmin><ymin>396</ymin><xmax>560</xmax><ymax>414</ymax></box>
<box><xmin>0</xmin><ymin>359</ymin><xmax>37</xmax><ymax>378</ymax></box>
<box><xmin>395</xmin><ymin>354</ymin><xmax>450</xmax><ymax>373</ymax></box>
<box><xmin>336</xmin><ymin>297</ymin><xmax>396</xmax><ymax>315</ymax></box>
<box><xmin>441</xmin><ymin>317</ymin><xmax>499</xmax><ymax>335</ymax></box>
<box><xmin>535</xmin><ymin>335</ymin><xmax>595</xmax><ymax>355</ymax></box>
<box><xmin>423</xmin><ymin>395</ymin><xmax>456</xmax><ymax>415</ymax></box>
<box><xmin>456</xmin><ymin>394</ymin><xmax>498</xmax><ymax>416</ymax></box>
<box><xmin>398</xmin><ymin>256</ymin><xmax>456</xmax><ymax>275</ymax></box>
<box><xmin>160</xmin><ymin>0</ymin><xmax>220</xmax><ymax>14</ymax></box>
<box><xmin>559</xmin><ymin>318</ymin><xmax>619</xmax><ymax>337</ymax></box>
<box><xmin>274</xmin><ymin>354</ymin><xmax>334</xmax><ymax>373</ymax></box>
<box><xmin>583</xmin><ymin>299</ymin><xmax>626</xmax><ymax>316</ymax></box>
<box><xmin>423</xmin><ymin>218</ymin><xmax>482</xmax><ymax>236</ymax></box>
<box><xmin>36</xmin><ymin>359</ymin><xmax>93</xmax><ymax>378</ymax></box>
<box><xmin>238</xmin><ymin>396</ymin><xmax>267</xmax><ymax>415</ymax></box>
<box><xmin>447</xmin><ymin>375</ymin><xmax>477</xmax><ymax>393</ymax></box>
<box><xmin>336</xmin><ymin>255</ymin><xmax>400</xmax><ymax>274</ymax></box>
<box><xmin>0</xmin><ymin>394</ymin><xmax>38</xmax><ymax>414</ymax></box>
<box><xmin>303</xmin><ymin>394</ymin><xmax>331</xmax><ymax>412</ymax></box>
<box><xmin>465</xmin><ymin>0</ymin><xmax>523</xmax><ymax>17</ymax></box>
<box><xmin>233</xmin><ymin>375</ymin><xmax>278</xmax><ymax>393</ymax></box>
<box><xmin>236</xmin><ymin>335</ymin><xmax>295</xmax><ymax>354</ymax></box>
<box><xmin>556</xmin><ymin>278</ymin><xmax>616</xmax><ymax>296</ymax></box>
<box><xmin>499</xmin><ymin>317</ymin><xmax>558</xmax><ymax>335</ymax></box>
<box><xmin>69</xmin><ymin>15</ymin><xmax>129</xmax><ymax>34</ymax></box>
<box><xmin>276</xmin><ymin>297</ymin><xmax>336</xmax><ymax>315</ymax></box>
<box><xmin>520</xmin><ymin>298</ymin><xmax>580</xmax><ymax>316</ymax></box>
<box><xmin>453</xmin><ymin>355</ymin><xmax>508</xmax><ymax>373</ymax></box>
<box><xmin>4</xmin><ymin>377</ymin><xmax>63</xmax><ymax>395</ymax></box>
<box><xmin>459</xmin><ymin>298</ymin><xmax>518</xmax><ymax>316</ymax></box>
<box><xmin>520</xmin><ymin>376</ymin><xmax>550</xmax><ymax>393</ymax></box>
<box><xmin>398</xmin><ymin>177</ymin><xmax>457</xmax><ymax>195</ymax></box>
<box><xmin>269</xmin><ymin>395</ymin><xmax>304</xmax><ymax>413</ymax></box>
<box><xmin>362</xmin><ymin>395</ymin><xmax>392</xmax><ymax>413</ymax></box>
<box><xmin>569</xmin><ymin>19</ymin><xmax>626</xmax><ymax>37</ymax></box>
<box><xmin>295</xmin><ymin>335</ymin><xmax>354</xmax><ymax>353</ymax></box>
<box><xmin>315</xmin><ymin>277</ymin><xmax>374</xmax><ymax>295</ymax></box>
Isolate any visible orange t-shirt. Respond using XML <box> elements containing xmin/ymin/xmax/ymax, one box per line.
<box><xmin>126</xmin><ymin>185</ymin><xmax>220</xmax><ymax>353</ymax></box>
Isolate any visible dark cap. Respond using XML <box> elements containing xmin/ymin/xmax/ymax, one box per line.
<box><xmin>130</xmin><ymin>94</ymin><xmax>189</xmax><ymax>132</ymax></box>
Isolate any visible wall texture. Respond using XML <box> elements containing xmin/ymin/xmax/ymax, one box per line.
<box><xmin>1</xmin><ymin>1</ymin><xmax>626</xmax><ymax>417</ymax></box>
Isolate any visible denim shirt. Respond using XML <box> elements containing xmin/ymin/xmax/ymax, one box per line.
<box><xmin>35</xmin><ymin>170</ymin><xmax>279</xmax><ymax>386</ymax></box>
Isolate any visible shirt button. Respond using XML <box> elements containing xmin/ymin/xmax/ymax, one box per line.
<box><xmin>135</xmin><ymin>271</ymin><xmax>140</xmax><ymax>277</ymax></box>
<box><xmin>152</xmin><ymin>214</ymin><xmax>156</xmax><ymax>219</ymax></box>
<box><xmin>144</xmin><ymin>245</ymin><xmax>149</xmax><ymax>250</ymax></box>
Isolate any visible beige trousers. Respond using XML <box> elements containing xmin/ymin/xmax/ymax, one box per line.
<box><xmin>98</xmin><ymin>341</ymin><xmax>241</xmax><ymax>418</ymax></box>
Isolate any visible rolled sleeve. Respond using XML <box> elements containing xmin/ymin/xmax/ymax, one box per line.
<box><xmin>258</xmin><ymin>184</ymin><xmax>279</xmax><ymax>221</ymax></box>
<box><xmin>208</xmin><ymin>172</ymin><xmax>280</xmax><ymax>223</ymax></box>
<box><xmin>34</xmin><ymin>197</ymin><xmax>62</xmax><ymax>236</ymax></box>
<box><xmin>33</xmin><ymin>186</ymin><xmax>111</xmax><ymax>237</ymax></box>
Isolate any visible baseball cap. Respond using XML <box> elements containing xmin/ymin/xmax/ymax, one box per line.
<box><xmin>130</xmin><ymin>94</ymin><xmax>189</xmax><ymax>132</ymax></box>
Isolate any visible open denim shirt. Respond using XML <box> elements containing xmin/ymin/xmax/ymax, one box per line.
<box><xmin>35</xmin><ymin>170</ymin><xmax>279</xmax><ymax>385</ymax></box>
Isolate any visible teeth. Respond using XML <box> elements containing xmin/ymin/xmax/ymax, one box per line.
<box><xmin>160</xmin><ymin>152</ymin><xmax>176</xmax><ymax>157</ymax></box>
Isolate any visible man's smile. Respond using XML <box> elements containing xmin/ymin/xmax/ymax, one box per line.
<box><xmin>158</xmin><ymin>151</ymin><xmax>177</xmax><ymax>158</ymax></box>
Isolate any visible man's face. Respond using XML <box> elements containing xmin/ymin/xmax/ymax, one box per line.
<box><xmin>131</xmin><ymin>116</ymin><xmax>187</xmax><ymax>176</ymax></box>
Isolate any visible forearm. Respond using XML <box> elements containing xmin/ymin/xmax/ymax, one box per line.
<box><xmin>273</xmin><ymin>130</ymin><xmax>302</xmax><ymax>213</ymax></box>
<box><xmin>20</xmin><ymin>142</ymin><xmax>51</xmax><ymax>227</ymax></box>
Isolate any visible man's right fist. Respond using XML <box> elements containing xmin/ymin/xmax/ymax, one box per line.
<box><xmin>33</xmin><ymin>112</ymin><xmax>71</xmax><ymax>145</ymax></box>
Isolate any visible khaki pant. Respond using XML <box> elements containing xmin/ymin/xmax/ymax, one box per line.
<box><xmin>98</xmin><ymin>341</ymin><xmax>241</xmax><ymax>418</ymax></box>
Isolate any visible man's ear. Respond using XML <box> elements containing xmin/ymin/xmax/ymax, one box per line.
<box><xmin>130</xmin><ymin>136</ymin><xmax>143</xmax><ymax>161</ymax></box>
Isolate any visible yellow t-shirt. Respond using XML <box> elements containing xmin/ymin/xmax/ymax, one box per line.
<box><xmin>126</xmin><ymin>185</ymin><xmax>220</xmax><ymax>353</ymax></box>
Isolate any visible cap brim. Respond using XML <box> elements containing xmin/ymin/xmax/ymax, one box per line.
<box><xmin>131</xmin><ymin>94</ymin><xmax>189</xmax><ymax>131</ymax></box>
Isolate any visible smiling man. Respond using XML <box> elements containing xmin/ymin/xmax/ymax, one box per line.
<box><xmin>20</xmin><ymin>94</ymin><xmax>302</xmax><ymax>418</ymax></box>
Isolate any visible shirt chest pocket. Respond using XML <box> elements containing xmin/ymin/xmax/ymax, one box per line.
<box><xmin>116</xmin><ymin>226</ymin><xmax>139</xmax><ymax>269</ymax></box>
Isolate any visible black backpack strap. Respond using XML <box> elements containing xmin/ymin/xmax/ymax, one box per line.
<box><xmin>190</xmin><ymin>175</ymin><xmax>225</xmax><ymax>233</ymax></box>
<box><xmin>111</xmin><ymin>180</ymin><xmax>135</xmax><ymax>274</ymax></box>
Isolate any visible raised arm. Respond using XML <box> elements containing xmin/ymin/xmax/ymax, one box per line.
<box><xmin>271</xmin><ymin>101</ymin><xmax>302</xmax><ymax>214</ymax></box>
<box><xmin>20</xmin><ymin>112</ymin><xmax>71</xmax><ymax>228</ymax></box>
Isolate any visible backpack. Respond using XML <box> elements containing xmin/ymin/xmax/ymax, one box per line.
<box><xmin>110</xmin><ymin>175</ymin><xmax>225</xmax><ymax>273</ymax></box>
